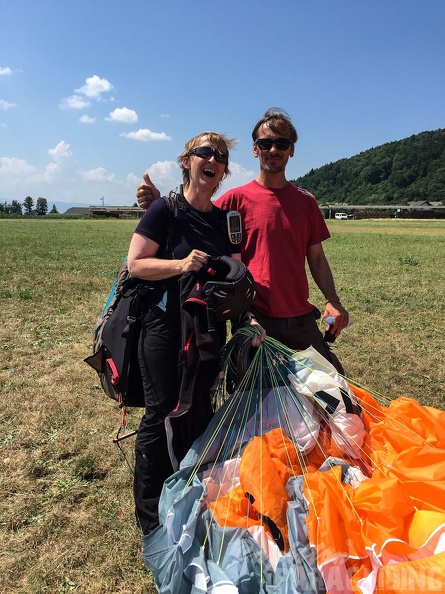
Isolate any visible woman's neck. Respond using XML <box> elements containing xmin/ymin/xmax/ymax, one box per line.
<box><xmin>184</xmin><ymin>186</ymin><xmax>214</xmax><ymax>212</ymax></box>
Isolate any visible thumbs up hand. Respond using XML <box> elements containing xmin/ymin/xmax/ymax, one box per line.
<box><xmin>136</xmin><ymin>172</ymin><xmax>161</xmax><ymax>210</ymax></box>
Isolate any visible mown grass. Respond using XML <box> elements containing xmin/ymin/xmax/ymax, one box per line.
<box><xmin>0</xmin><ymin>218</ymin><xmax>444</xmax><ymax>593</ymax></box>
<box><xmin>320</xmin><ymin>219</ymin><xmax>445</xmax><ymax>408</ymax></box>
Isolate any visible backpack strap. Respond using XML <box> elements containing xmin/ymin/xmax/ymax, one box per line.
<box><xmin>162</xmin><ymin>185</ymin><xmax>188</xmax><ymax>255</ymax></box>
<box><xmin>163</xmin><ymin>187</ymin><xmax>236</xmax><ymax>256</ymax></box>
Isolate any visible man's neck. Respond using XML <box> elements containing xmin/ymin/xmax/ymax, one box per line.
<box><xmin>255</xmin><ymin>172</ymin><xmax>289</xmax><ymax>190</ymax></box>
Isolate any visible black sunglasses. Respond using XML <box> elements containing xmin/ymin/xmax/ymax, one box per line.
<box><xmin>188</xmin><ymin>146</ymin><xmax>229</xmax><ymax>164</ymax></box>
<box><xmin>255</xmin><ymin>138</ymin><xmax>293</xmax><ymax>151</ymax></box>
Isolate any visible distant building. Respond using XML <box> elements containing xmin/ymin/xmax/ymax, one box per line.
<box><xmin>65</xmin><ymin>207</ymin><xmax>90</xmax><ymax>215</ymax></box>
<box><xmin>407</xmin><ymin>200</ymin><xmax>443</xmax><ymax>208</ymax></box>
<box><xmin>88</xmin><ymin>205</ymin><xmax>143</xmax><ymax>218</ymax></box>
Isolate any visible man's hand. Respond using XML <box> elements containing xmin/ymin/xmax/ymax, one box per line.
<box><xmin>322</xmin><ymin>301</ymin><xmax>349</xmax><ymax>339</ymax></box>
<box><xmin>136</xmin><ymin>172</ymin><xmax>161</xmax><ymax>211</ymax></box>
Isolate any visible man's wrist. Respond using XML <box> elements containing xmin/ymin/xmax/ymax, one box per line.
<box><xmin>325</xmin><ymin>297</ymin><xmax>341</xmax><ymax>305</ymax></box>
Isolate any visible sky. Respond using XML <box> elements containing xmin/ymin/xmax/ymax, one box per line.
<box><xmin>1</xmin><ymin>0</ymin><xmax>444</xmax><ymax>212</ymax></box>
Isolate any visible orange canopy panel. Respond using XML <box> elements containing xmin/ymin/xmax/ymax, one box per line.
<box><xmin>209</xmin><ymin>384</ymin><xmax>445</xmax><ymax>593</ymax></box>
<box><xmin>305</xmin><ymin>388</ymin><xmax>445</xmax><ymax>592</ymax></box>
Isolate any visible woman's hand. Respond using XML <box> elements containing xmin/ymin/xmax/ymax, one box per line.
<box><xmin>180</xmin><ymin>250</ymin><xmax>208</xmax><ymax>274</ymax></box>
<box><xmin>250</xmin><ymin>319</ymin><xmax>266</xmax><ymax>347</ymax></box>
<box><xmin>241</xmin><ymin>312</ymin><xmax>266</xmax><ymax>347</ymax></box>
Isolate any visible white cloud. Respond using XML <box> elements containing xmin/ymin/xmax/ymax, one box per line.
<box><xmin>80</xmin><ymin>167</ymin><xmax>118</xmax><ymax>183</ymax></box>
<box><xmin>0</xmin><ymin>157</ymin><xmax>60</xmax><ymax>185</ymax></box>
<box><xmin>79</xmin><ymin>114</ymin><xmax>96</xmax><ymax>124</ymax></box>
<box><xmin>60</xmin><ymin>95</ymin><xmax>90</xmax><ymax>110</ymax></box>
<box><xmin>0</xmin><ymin>141</ymin><xmax>73</xmax><ymax>191</ymax></box>
<box><xmin>0</xmin><ymin>67</ymin><xmax>12</xmax><ymax>76</ymax></box>
<box><xmin>0</xmin><ymin>157</ymin><xmax>36</xmax><ymax>178</ymax></box>
<box><xmin>106</xmin><ymin>107</ymin><xmax>138</xmax><ymax>123</ymax></box>
<box><xmin>75</xmin><ymin>75</ymin><xmax>113</xmax><ymax>99</ymax></box>
<box><xmin>0</xmin><ymin>99</ymin><xmax>16</xmax><ymax>110</ymax></box>
<box><xmin>125</xmin><ymin>162</ymin><xmax>180</xmax><ymax>199</ymax></box>
<box><xmin>48</xmin><ymin>141</ymin><xmax>72</xmax><ymax>163</ymax></box>
<box><xmin>38</xmin><ymin>162</ymin><xmax>61</xmax><ymax>183</ymax></box>
<box><xmin>120</xmin><ymin>129</ymin><xmax>171</xmax><ymax>142</ymax></box>
<box><xmin>145</xmin><ymin>160</ymin><xmax>181</xmax><ymax>196</ymax></box>
<box><xmin>126</xmin><ymin>173</ymin><xmax>140</xmax><ymax>186</ymax></box>
<box><xmin>60</xmin><ymin>75</ymin><xmax>114</xmax><ymax>111</ymax></box>
<box><xmin>216</xmin><ymin>161</ymin><xmax>256</xmax><ymax>196</ymax></box>
<box><xmin>160</xmin><ymin>113</ymin><xmax>170</xmax><ymax>118</ymax></box>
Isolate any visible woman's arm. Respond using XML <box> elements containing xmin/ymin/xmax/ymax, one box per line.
<box><xmin>127</xmin><ymin>232</ymin><xmax>208</xmax><ymax>280</ymax></box>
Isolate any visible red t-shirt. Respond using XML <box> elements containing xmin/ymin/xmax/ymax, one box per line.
<box><xmin>215</xmin><ymin>180</ymin><xmax>330</xmax><ymax>317</ymax></box>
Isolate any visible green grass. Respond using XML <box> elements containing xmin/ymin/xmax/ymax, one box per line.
<box><xmin>0</xmin><ymin>218</ymin><xmax>444</xmax><ymax>593</ymax></box>
<box><xmin>319</xmin><ymin>219</ymin><xmax>445</xmax><ymax>407</ymax></box>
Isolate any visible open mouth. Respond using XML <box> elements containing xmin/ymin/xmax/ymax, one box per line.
<box><xmin>203</xmin><ymin>167</ymin><xmax>216</xmax><ymax>178</ymax></box>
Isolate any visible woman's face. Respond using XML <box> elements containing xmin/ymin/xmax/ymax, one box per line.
<box><xmin>184</xmin><ymin>135</ymin><xmax>228</xmax><ymax>194</ymax></box>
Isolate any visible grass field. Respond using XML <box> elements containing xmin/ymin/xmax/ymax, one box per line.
<box><xmin>1</xmin><ymin>218</ymin><xmax>444</xmax><ymax>593</ymax></box>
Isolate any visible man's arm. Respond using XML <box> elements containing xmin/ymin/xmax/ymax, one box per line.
<box><xmin>136</xmin><ymin>172</ymin><xmax>160</xmax><ymax>210</ymax></box>
<box><xmin>306</xmin><ymin>242</ymin><xmax>349</xmax><ymax>337</ymax></box>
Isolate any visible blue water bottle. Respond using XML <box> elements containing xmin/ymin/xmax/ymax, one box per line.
<box><xmin>323</xmin><ymin>315</ymin><xmax>352</xmax><ymax>343</ymax></box>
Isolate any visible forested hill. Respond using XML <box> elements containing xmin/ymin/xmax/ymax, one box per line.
<box><xmin>290</xmin><ymin>129</ymin><xmax>445</xmax><ymax>205</ymax></box>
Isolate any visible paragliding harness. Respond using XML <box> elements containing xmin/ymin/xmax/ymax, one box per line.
<box><xmin>84</xmin><ymin>187</ymin><xmax>250</xmax><ymax>443</ymax></box>
<box><xmin>84</xmin><ymin>189</ymin><xmax>188</xmax><ymax>441</ymax></box>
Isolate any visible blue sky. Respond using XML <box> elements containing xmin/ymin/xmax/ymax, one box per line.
<box><xmin>1</xmin><ymin>0</ymin><xmax>444</xmax><ymax>211</ymax></box>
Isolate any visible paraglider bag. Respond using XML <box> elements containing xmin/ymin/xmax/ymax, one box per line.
<box><xmin>84</xmin><ymin>265</ymin><xmax>161</xmax><ymax>408</ymax></box>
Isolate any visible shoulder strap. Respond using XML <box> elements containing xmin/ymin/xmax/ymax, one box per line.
<box><xmin>162</xmin><ymin>189</ymin><xmax>235</xmax><ymax>256</ymax></box>
<box><xmin>161</xmin><ymin>185</ymin><xmax>188</xmax><ymax>255</ymax></box>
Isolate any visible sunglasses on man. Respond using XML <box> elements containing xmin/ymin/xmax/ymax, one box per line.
<box><xmin>254</xmin><ymin>138</ymin><xmax>293</xmax><ymax>151</ymax></box>
<box><xmin>188</xmin><ymin>146</ymin><xmax>229</xmax><ymax>164</ymax></box>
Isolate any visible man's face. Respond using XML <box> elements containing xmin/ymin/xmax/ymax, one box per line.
<box><xmin>253</xmin><ymin>124</ymin><xmax>294</xmax><ymax>174</ymax></box>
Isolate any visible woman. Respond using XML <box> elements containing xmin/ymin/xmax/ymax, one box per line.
<box><xmin>127</xmin><ymin>131</ymin><xmax>263</xmax><ymax>535</ymax></box>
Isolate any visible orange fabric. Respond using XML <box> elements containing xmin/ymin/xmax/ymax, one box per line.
<box><xmin>305</xmin><ymin>387</ymin><xmax>445</xmax><ymax>592</ymax></box>
<box><xmin>210</xmin><ymin>429</ymin><xmax>305</xmax><ymax>551</ymax></box>
<box><xmin>239</xmin><ymin>430</ymin><xmax>305</xmax><ymax>551</ymax></box>
<box><xmin>208</xmin><ymin>383</ymin><xmax>445</xmax><ymax>593</ymax></box>
<box><xmin>209</xmin><ymin>484</ymin><xmax>262</xmax><ymax>530</ymax></box>
<box><xmin>376</xmin><ymin>550</ymin><xmax>445</xmax><ymax>593</ymax></box>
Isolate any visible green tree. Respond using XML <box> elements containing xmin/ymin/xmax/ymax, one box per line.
<box><xmin>24</xmin><ymin>196</ymin><xmax>33</xmax><ymax>215</ymax></box>
<box><xmin>10</xmin><ymin>200</ymin><xmax>23</xmax><ymax>215</ymax></box>
<box><xmin>290</xmin><ymin>128</ymin><xmax>445</xmax><ymax>205</ymax></box>
<box><xmin>36</xmin><ymin>197</ymin><xmax>48</xmax><ymax>216</ymax></box>
<box><xmin>50</xmin><ymin>204</ymin><xmax>59</xmax><ymax>214</ymax></box>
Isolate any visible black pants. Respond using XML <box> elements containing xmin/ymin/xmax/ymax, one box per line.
<box><xmin>134</xmin><ymin>307</ymin><xmax>180</xmax><ymax>535</ymax></box>
<box><xmin>251</xmin><ymin>307</ymin><xmax>345</xmax><ymax>376</ymax></box>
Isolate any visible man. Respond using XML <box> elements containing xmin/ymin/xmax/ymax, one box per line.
<box><xmin>137</xmin><ymin>108</ymin><xmax>349</xmax><ymax>373</ymax></box>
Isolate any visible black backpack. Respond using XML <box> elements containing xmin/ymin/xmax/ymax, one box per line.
<box><xmin>84</xmin><ymin>259</ymin><xmax>153</xmax><ymax>408</ymax></box>
<box><xmin>84</xmin><ymin>191</ymin><xmax>187</xmax><ymax>408</ymax></box>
